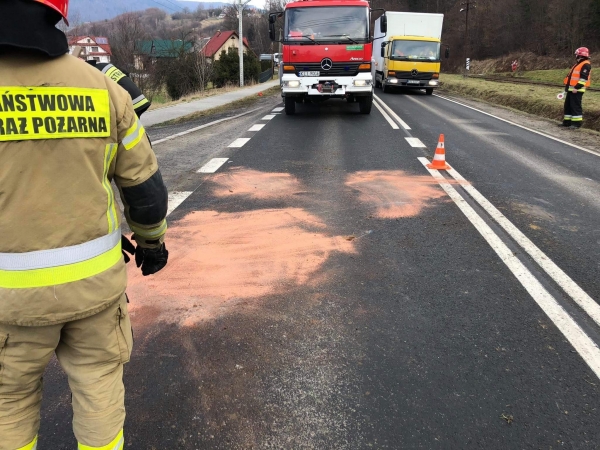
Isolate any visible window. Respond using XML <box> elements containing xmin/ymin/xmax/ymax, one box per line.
<box><xmin>91</xmin><ymin>46</ymin><xmax>99</xmax><ymax>52</ymax></box>
<box><xmin>390</xmin><ymin>41</ymin><xmax>440</xmax><ymax>61</ymax></box>
<box><xmin>87</xmin><ymin>39</ymin><xmax>91</xmax><ymax>43</ymax></box>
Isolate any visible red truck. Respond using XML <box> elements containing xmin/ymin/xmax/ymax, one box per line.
<box><xmin>269</xmin><ymin>0</ymin><xmax>387</xmax><ymax>115</ymax></box>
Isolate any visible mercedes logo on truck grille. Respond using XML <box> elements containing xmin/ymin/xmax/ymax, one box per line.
<box><xmin>411</xmin><ymin>69</ymin><xmax>419</xmax><ymax>77</ymax></box>
<box><xmin>321</xmin><ymin>58</ymin><xmax>333</xmax><ymax>71</ymax></box>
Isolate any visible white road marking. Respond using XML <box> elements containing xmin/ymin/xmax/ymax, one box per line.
<box><xmin>373</xmin><ymin>101</ymin><xmax>399</xmax><ymax>129</ymax></box>
<box><xmin>418</xmin><ymin>156</ymin><xmax>600</xmax><ymax>381</ymax></box>
<box><xmin>262</xmin><ymin>115</ymin><xmax>276</xmax><ymax>121</ymax></box>
<box><xmin>152</xmin><ymin>108</ymin><xmax>259</xmax><ymax>146</ymax></box>
<box><xmin>446</xmin><ymin>166</ymin><xmax>600</xmax><ymax>328</ymax></box>
<box><xmin>197</xmin><ymin>157</ymin><xmax>229</xmax><ymax>173</ymax></box>
<box><xmin>374</xmin><ymin>95</ymin><xmax>412</xmax><ymax>130</ymax></box>
<box><xmin>433</xmin><ymin>94</ymin><xmax>600</xmax><ymax>157</ymax></box>
<box><xmin>228</xmin><ymin>138</ymin><xmax>251</xmax><ymax>148</ymax></box>
<box><xmin>405</xmin><ymin>137</ymin><xmax>426</xmax><ymax>148</ymax></box>
<box><xmin>272</xmin><ymin>107</ymin><xmax>284</xmax><ymax>112</ymax></box>
<box><xmin>248</xmin><ymin>124</ymin><xmax>266</xmax><ymax>132</ymax></box>
<box><xmin>167</xmin><ymin>191</ymin><xmax>193</xmax><ymax>216</ymax></box>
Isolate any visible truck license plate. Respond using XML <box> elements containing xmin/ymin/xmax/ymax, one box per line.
<box><xmin>407</xmin><ymin>80</ymin><xmax>420</xmax><ymax>85</ymax></box>
<box><xmin>299</xmin><ymin>71</ymin><xmax>320</xmax><ymax>77</ymax></box>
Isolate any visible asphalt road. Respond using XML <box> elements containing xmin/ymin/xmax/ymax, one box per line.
<box><xmin>39</xmin><ymin>90</ymin><xmax>600</xmax><ymax>449</ymax></box>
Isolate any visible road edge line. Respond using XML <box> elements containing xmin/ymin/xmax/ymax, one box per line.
<box><xmin>153</xmin><ymin>108</ymin><xmax>261</xmax><ymax>146</ymax></box>
<box><xmin>418</xmin><ymin>156</ymin><xmax>600</xmax><ymax>381</ymax></box>
<box><xmin>433</xmin><ymin>94</ymin><xmax>600</xmax><ymax>157</ymax></box>
<box><xmin>446</xmin><ymin>166</ymin><xmax>600</xmax><ymax>328</ymax></box>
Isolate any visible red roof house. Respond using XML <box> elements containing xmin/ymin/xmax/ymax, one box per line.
<box><xmin>68</xmin><ymin>36</ymin><xmax>112</xmax><ymax>63</ymax></box>
<box><xmin>202</xmin><ymin>30</ymin><xmax>253</xmax><ymax>60</ymax></box>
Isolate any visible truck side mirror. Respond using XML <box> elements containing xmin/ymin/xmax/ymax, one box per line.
<box><xmin>269</xmin><ymin>13</ymin><xmax>277</xmax><ymax>24</ymax></box>
<box><xmin>269</xmin><ymin>22</ymin><xmax>275</xmax><ymax>41</ymax></box>
<box><xmin>380</xmin><ymin>14</ymin><xmax>388</xmax><ymax>34</ymax></box>
<box><xmin>445</xmin><ymin>47</ymin><xmax>450</xmax><ymax>59</ymax></box>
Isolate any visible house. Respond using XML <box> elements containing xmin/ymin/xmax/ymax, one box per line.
<box><xmin>134</xmin><ymin>39</ymin><xmax>194</xmax><ymax>71</ymax></box>
<box><xmin>68</xmin><ymin>36</ymin><xmax>112</xmax><ymax>63</ymax></box>
<box><xmin>202</xmin><ymin>30</ymin><xmax>253</xmax><ymax>61</ymax></box>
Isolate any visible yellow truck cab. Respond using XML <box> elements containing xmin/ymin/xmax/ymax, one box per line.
<box><xmin>373</xmin><ymin>13</ymin><xmax>446</xmax><ymax>95</ymax></box>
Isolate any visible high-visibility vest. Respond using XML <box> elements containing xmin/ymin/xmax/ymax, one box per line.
<box><xmin>564</xmin><ymin>60</ymin><xmax>591</xmax><ymax>91</ymax></box>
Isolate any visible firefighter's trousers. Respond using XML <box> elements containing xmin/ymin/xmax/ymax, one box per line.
<box><xmin>0</xmin><ymin>294</ymin><xmax>132</xmax><ymax>450</ymax></box>
<box><xmin>563</xmin><ymin>91</ymin><xmax>585</xmax><ymax>127</ymax></box>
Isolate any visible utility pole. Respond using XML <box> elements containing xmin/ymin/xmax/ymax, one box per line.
<box><xmin>460</xmin><ymin>0</ymin><xmax>476</xmax><ymax>77</ymax></box>
<box><xmin>235</xmin><ymin>0</ymin><xmax>252</xmax><ymax>87</ymax></box>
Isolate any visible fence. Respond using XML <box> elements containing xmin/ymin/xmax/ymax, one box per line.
<box><xmin>259</xmin><ymin>68</ymin><xmax>273</xmax><ymax>84</ymax></box>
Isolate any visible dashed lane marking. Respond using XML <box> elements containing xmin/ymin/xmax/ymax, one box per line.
<box><xmin>262</xmin><ymin>115</ymin><xmax>276</xmax><ymax>121</ymax></box>
<box><xmin>228</xmin><ymin>138</ymin><xmax>251</xmax><ymax>148</ymax></box>
<box><xmin>433</xmin><ymin>94</ymin><xmax>599</xmax><ymax>157</ymax></box>
<box><xmin>405</xmin><ymin>137</ymin><xmax>426</xmax><ymax>148</ymax></box>
<box><xmin>167</xmin><ymin>191</ymin><xmax>194</xmax><ymax>216</ymax></box>
<box><xmin>374</xmin><ymin>95</ymin><xmax>412</xmax><ymax>130</ymax></box>
<box><xmin>152</xmin><ymin>108</ymin><xmax>260</xmax><ymax>146</ymax></box>
<box><xmin>446</xmin><ymin>166</ymin><xmax>600</xmax><ymax>329</ymax></box>
<box><xmin>197</xmin><ymin>157</ymin><xmax>229</xmax><ymax>173</ymax></box>
<box><xmin>248</xmin><ymin>124</ymin><xmax>266</xmax><ymax>132</ymax></box>
<box><xmin>373</xmin><ymin>101</ymin><xmax>399</xmax><ymax>130</ymax></box>
<box><xmin>272</xmin><ymin>107</ymin><xmax>284</xmax><ymax>112</ymax></box>
<box><xmin>418</xmin><ymin>156</ymin><xmax>600</xmax><ymax>381</ymax></box>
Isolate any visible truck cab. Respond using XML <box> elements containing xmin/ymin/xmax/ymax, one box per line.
<box><xmin>379</xmin><ymin>36</ymin><xmax>442</xmax><ymax>95</ymax></box>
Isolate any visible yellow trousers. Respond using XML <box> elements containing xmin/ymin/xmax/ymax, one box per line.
<box><xmin>0</xmin><ymin>294</ymin><xmax>132</xmax><ymax>449</ymax></box>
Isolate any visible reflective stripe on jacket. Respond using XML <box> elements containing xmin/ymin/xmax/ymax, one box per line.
<box><xmin>0</xmin><ymin>53</ymin><xmax>167</xmax><ymax>326</ymax></box>
<box><xmin>564</xmin><ymin>60</ymin><xmax>592</xmax><ymax>92</ymax></box>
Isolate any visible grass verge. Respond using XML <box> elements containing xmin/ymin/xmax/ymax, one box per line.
<box><xmin>157</xmin><ymin>86</ymin><xmax>281</xmax><ymax>126</ymax></box>
<box><xmin>440</xmin><ymin>74</ymin><xmax>600</xmax><ymax>132</ymax></box>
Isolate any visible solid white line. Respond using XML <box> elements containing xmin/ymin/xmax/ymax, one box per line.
<box><xmin>405</xmin><ymin>137</ymin><xmax>426</xmax><ymax>148</ymax></box>
<box><xmin>433</xmin><ymin>94</ymin><xmax>600</xmax><ymax>157</ymax></box>
<box><xmin>262</xmin><ymin>115</ymin><xmax>276</xmax><ymax>120</ymax></box>
<box><xmin>167</xmin><ymin>191</ymin><xmax>193</xmax><ymax>216</ymax></box>
<box><xmin>374</xmin><ymin>95</ymin><xmax>412</xmax><ymax>130</ymax></box>
<box><xmin>272</xmin><ymin>107</ymin><xmax>284</xmax><ymax>112</ymax></box>
<box><xmin>417</xmin><ymin>156</ymin><xmax>600</xmax><ymax>380</ymax></box>
<box><xmin>228</xmin><ymin>138</ymin><xmax>251</xmax><ymax>148</ymax></box>
<box><xmin>446</xmin><ymin>166</ymin><xmax>600</xmax><ymax>328</ymax></box>
<box><xmin>373</xmin><ymin>101</ymin><xmax>399</xmax><ymax>129</ymax></box>
<box><xmin>152</xmin><ymin>108</ymin><xmax>259</xmax><ymax>146</ymax></box>
<box><xmin>248</xmin><ymin>124</ymin><xmax>266</xmax><ymax>132</ymax></box>
<box><xmin>197</xmin><ymin>157</ymin><xmax>229</xmax><ymax>173</ymax></box>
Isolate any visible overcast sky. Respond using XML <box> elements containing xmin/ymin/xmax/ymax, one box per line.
<box><xmin>178</xmin><ymin>0</ymin><xmax>266</xmax><ymax>9</ymax></box>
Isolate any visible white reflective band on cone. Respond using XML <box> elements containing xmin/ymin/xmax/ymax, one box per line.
<box><xmin>433</xmin><ymin>153</ymin><xmax>446</xmax><ymax>161</ymax></box>
<box><xmin>0</xmin><ymin>229</ymin><xmax>121</xmax><ymax>271</ymax></box>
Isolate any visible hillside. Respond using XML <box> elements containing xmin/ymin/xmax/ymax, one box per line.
<box><xmin>70</xmin><ymin>0</ymin><xmax>229</xmax><ymax>22</ymax></box>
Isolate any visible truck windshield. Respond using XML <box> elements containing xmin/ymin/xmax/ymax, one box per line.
<box><xmin>285</xmin><ymin>7</ymin><xmax>368</xmax><ymax>43</ymax></box>
<box><xmin>390</xmin><ymin>41</ymin><xmax>440</xmax><ymax>61</ymax></box>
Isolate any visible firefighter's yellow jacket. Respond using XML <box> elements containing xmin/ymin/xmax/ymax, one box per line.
<box><xmin>0</xmin><ymin>52</ymin><xmax>168</xmax><ymax>326</ymax></box>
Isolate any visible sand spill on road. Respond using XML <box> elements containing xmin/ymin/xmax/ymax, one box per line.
<box><xmin>345</xmin><ymin>170</ymin><xmax>446</xmax><ymax>218</ymax></box>
<box><xmin>211</xmin><ymin>168</ymin><xmax>305</xmax><ymax>200</ymax></box>
<box><xmin>127</xmin><ymin>208</ymin><xmax>356</xmax><ymax>326</ymax></box>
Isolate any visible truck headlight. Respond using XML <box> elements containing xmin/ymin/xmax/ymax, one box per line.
<box><xmin>428</xmin><ymin>80</ymin><xmax>439</xmax><ymax>86</ymax></box>
<box><xmin>353</xmin><ymin>80</ymin><xmax>371</xmax><ymax>87</ymax></box>
<box><xmin>285</xmin><ymin>80</ymin><xmax>301</xmax><ymax>88</ymax></box>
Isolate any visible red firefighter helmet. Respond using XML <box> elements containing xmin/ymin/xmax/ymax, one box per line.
<box><xmin>575</xmin><ymin>47</ymin><xmax>590</xmax><ymax>58</ymax></box>
<box><xmin>33</xmin><ymin>0</ymin><xmax>69</xmax><ymax>24</ymax></box>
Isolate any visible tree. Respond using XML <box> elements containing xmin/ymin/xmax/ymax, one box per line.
<box><xmin>212</xmin><ymin>47</ymin><xmax>261</xmax><ymax>87</ymax></box>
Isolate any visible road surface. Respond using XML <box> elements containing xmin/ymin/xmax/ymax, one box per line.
<box><xmin>40</xmin><ymin>90</ymin><xmax>600</xmax><ymax>449</ymax></box>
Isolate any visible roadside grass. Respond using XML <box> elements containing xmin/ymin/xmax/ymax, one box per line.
<box><xmin>493</xmin><ymin>69</ymin><xmax>596</xmax><ymax>88</ymax></box>
<box><xmin>158</xmin><ymin>86</ymin><xmax>281</xmax><ymax>126</ymax></box>
<box><xmin>148</xmin><ymin>81</ymin><xmax>258</xmax><ymax>111</ymax></box>
<box><xmin>440</xmin><ymin>74</ymin><xmax>600</xmax><ymax>132</ymax></box>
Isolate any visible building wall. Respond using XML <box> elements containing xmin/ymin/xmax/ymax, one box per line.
<box><xmin>213</xmin><ymin>35</ymin><xmax>248</xmax><ymax>61</ymax></box>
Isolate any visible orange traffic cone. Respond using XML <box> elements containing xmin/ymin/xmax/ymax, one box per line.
<box><xmin>258</xmin><ymin>92</ymin><xmax>263</xmax><ymax>97</ymax></box>
<box><xmin>427</xmin><ymin>134</ymin><xmax>451</xmax><ymax>170</ymax></box>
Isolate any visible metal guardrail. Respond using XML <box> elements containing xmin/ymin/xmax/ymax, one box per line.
<box><xmin>466</xmin><ymin>74</ymin><xmax>599</xmax><ymax>92</ymax></box>
<box><xmin>259</xmin><ymin>68</ymin><xmax>274</xmax><ymax>84</ymax></box>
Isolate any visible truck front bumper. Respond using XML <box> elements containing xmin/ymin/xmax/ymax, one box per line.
<box><xmin>386</xmin><ymin>78</ymin><xmax>440</xmax><ymax>88</ymax></box>
<box><xmin>281</xmin><ymin>74</ymin><xmax>373</xmax><ymax>97</ymax></box>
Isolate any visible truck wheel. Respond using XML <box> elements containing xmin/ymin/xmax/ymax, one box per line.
<box><xmin>425</xmin><ymin>88</ymin><xmax>434</xmax><ymax>96</ymax></box>
<box><xmin>358</xmin><ymin>95</ymin><xmax>373</xmax><ymax>114</ymax></box>
<box><xmin>285</xmin><ymin>96</ymin><xmax>296</xmax><ymax>115</ymax></box>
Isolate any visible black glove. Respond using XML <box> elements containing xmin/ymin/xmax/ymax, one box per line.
<box><xmin>121</xmin><ymin>235</ymin><xmax>136</xmax><ymax>263</ymax></box>
<box><xmin>135</xmin><ymin>243</ymin><xmax>169</xmax><ymax>276</ymax></box>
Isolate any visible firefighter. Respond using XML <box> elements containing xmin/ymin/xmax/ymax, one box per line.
<box><xmin>86</xmin><ymin>60</ymin><xmax>151</xmax><ymax>118</ymax></box>
<box><xmin>0</xmin><ymin>1</ymin><xmax>169</xmax><ymax>449</ymax></box>
<box><xmin>562</xmin><ymin>47</ymin><xmax>592</xmax><ymax>129</ymax></box>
